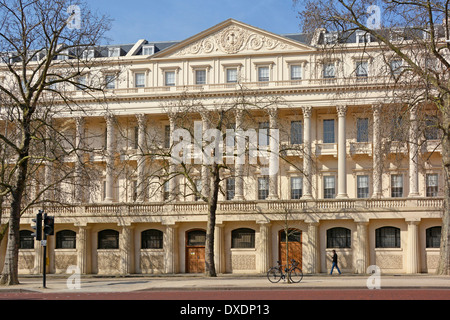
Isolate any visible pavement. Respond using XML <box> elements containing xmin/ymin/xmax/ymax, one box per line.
<box><xmin>0</xmin><ymin>273</ymin><xmax>449</xmax><ymax>294</ymax></box>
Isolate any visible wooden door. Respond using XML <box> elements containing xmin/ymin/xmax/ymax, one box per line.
<box><xmin>186</xmin><ymin>230</ymin><xmax>206</xmax><ymax>273</ymax></box>
<box><xmin>279</xmin><ymin>229</ymin><xmax>302</xmax><ymax>268</ymax></box>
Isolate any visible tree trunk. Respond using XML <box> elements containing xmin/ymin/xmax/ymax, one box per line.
<box><xmin>438</xmin><ymin>98</ymin><xmax>450</xmax><ymax>275</ymax></box>
<box><xmin>205</xmin><ymin>164</ymin><xmax>220</xmax><ymax>277</ymax></box>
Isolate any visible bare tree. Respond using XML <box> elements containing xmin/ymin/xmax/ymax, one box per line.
<box><xmin>294</xmin><ymin>0</ymin><xmax>450</xmax><ymax>275</ymax></box>
<box><xmin>0</xmin><ymin>0</ymin><xmax>110</xmax><ymax>285</ymax></box>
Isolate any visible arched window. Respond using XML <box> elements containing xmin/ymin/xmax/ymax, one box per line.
<box><xmin>56</xmin><ymin>230</ymin><xmax>77</xmax><ymax>249</ymax></box>
<box><xmin>376</xmin><ymin>227</ymin><xmax>400</xmax><ymax>248</ymax></box>
<box><xmin>426</xmin><ymin>226</ymin><xmax>441</xmax><ymax>248</ymax></box>
<box><xmin>98</xmin><ymin>229</ymin><xmax>119</xmax><ymax>249</ymax></box>
<box><xmin>19</xmin><ymin>230</ymin><xmax>34</xmax><ymax>250</ymax></box>
<box><xmin>187</xmin><ymin>230</ymin><xmax>206</xmax><ymax>247</ymax></box>
<box><xmin>141</xmin><ymin>229</ymin><xmax>163</xmax><ymax>249</ymax></box>
<box><xmin>327</xmin><ymin>227</ymin><xmax>351</xmax><ymax>248</ymax></box>
<box><xmin>231</xmin><ymin>228</ymin><xmax>255</xmax><ymax>249</ymax></box>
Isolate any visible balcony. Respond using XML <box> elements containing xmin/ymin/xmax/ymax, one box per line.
<box><xmin>349</xmin><ymin>142</ymin><xmax>372</xmax><ymax>157</ymax></box>
<box><xmin>315</xmin><ymin>143</ymin><xmax>337</xmax><ymax>157</ymax></box>
<box><xmin>12</xmin><ymin>197</ymin><xmax>443</xmax><ymax>224</ymax></box>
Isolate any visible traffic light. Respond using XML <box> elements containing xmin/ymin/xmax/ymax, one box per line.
<box><xmin>32</xmin><ymin>211</ymin><xmax>43</xmax><ymax>241</ymax></box>
<box><xmin>43</xmin><ymin>215</ymin><xmax>54</xmax><ymax>236</ymax></box>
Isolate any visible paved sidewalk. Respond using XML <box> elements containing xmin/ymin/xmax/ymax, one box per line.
<box><xmin>0</xmin><ymin>274</ymin><xmax>449</xmax><ymax>293</ymax></box>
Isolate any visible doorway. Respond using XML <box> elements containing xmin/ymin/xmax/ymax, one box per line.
<box><xmin>279</xmin><ymin>229</ymin><xmax>302</xmax><ymax>269</ymax></box>
<box><xmin>186</xmin><ymin>229</ymin><xmax>206</xmax><ymax>273</ymax></box>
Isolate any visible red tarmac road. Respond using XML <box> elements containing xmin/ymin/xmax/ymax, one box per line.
<box><xmin>0</xmin><ymin>289</ymin><xmax>449</xmax><ymax>300</ymax></box>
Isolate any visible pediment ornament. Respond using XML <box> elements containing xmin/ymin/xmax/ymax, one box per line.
<box><xmin>173</xmin><ymin>25</ymin><xmax>294</xmax><ymax>56</ymax></box>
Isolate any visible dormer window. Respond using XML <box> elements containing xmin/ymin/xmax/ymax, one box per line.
<box><xmin>82</xmin><ymin>49</ymin><xmax>96</xmax><ymax>60</ymax></box>
<box><xmin>356</xmin><ymin>30</ymin><xmax>371</xmax><ymax>44</ymax></box>
<box><xmin>142</xmin><ymin>45</ymin><xmax>155</xmax><ymax>56</ymax></box>
<box><xmin>108</xmin><ymin>47</ymin><xmax>121</xmax><ymax>58</ymax></box>
<box><xmin>323</xmin><ymin>32</ymin><xmax>338</xmax><ymax>44</ymax></box>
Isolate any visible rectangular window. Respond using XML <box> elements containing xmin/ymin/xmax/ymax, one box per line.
<box><xmin>290</xmin><ymin>65</ymin><xmax>302</xmax><ymax>80</ymax></box>
<box><xmin>165</xmin><ymin>71</ymin><xmax>175</xmax><ymax>86</ymax></box>
<box><xmin>227</xmin><ymin>68</ymin><xmax>238</xmax><ymax>83</ymax></box>
<box><xmin>195</xmin><ymin>70</ymin><xmax>206</xmax><ymax>85</ymax></box>
<box><xmin>425</xmin><ymin>116</ymin><xmax>439</xmax><ymax>140</ymax></box>
<box><xmin>356</xmin><ymin>30</ymin><xmax>371</xmax><ymax>43</ymax></box>
<box><xmin>390</xmin><ymin>59</ymin><xmax>403</xmax><ymax>76</ymax></box>
<box><xmin>163</xmin><ymin>181</ymin><xmax>170</xmax><ymax>201</ymax></box>
<box><xmin>357</xmin><ymin>118</ymin><xmax>369</xmax><ymax>142</ymax></box>
<box><xmin>142</xmin><ymin>45</ymin><xmax>155</xmax><ymax>56</ymax></box>
<box><xmin>426</xmin><ymin>174</ymin><xmax>439</xmax><ymax>197</ymax></box>
<box><xmin>391</xmin><ymin>174</ymin><xmax>403</xmax><ymax>198</ymax></box>
<box><xmin>258</xmin><ymin>67</ymin><xmax>270</xmax><ymax>82</ymax></box>
<box><xmin>105</xmin><ymin>74</ymin><xmax>116</xmax><ymax>90</ymax></box>
<box><xmin>226</xmin><ymin>178</ymin><xmax>235</xmax><ymax>201</ymax></box>
<box><xmin>135</xmin><ymin>72</ymin><xmax>145</xmax><ymax>88</ymax></box>
<box><xmin>290</xmin><ymin>121</ymin><xmax>303</xmax><ymax>145</ymax></box>
<box><xmin>194</xmin><ymin>179</ymin><xmax>202</xmax><ymax>201</ymax></box>
<box><xmin>75</xmin><ymin>75</ymin><xmax>86</xmax><ymax>90</ymax></box>
<box><xmin>357</xmin><ymin>175</ymin><xmax>369</xmax><ymax>199</ymax></box>
<box><xmin>291</xmin><ymin>177</ymin><xmax>303</xmax><ymax>200</ymax></box>
<box><xmin>132</xmin><ymin>180</ymin><xmax>137</xmax><ymax>202</ymax></box>
<box><xmin>258</xmin><ymin>177</ymin><xmax>269</xmax><ymax>200</ymax></box>
<box><xmin>323</xmin><ymin>63</ymin><xmax>335</xmax><ymax>78</ymax></box>
<box><xmin>108</xmin><ymin>48</ymin><xmax>121</xmax><ymax>57</ymax></box>
<box><xmin>324</xmin><ymin>176</ymin><xmax>336</xmax><ymax>199</ymax></box>
<box><xmin>356</xmin><ymin>61</ymin><xmax>368</xmax><ymax>77</ymax></box>
<box><xmin>164</xmin><ymin>125</ymin><xmax>171</xmax><ymax>148</ymax></box>
<box><xmin>259</xmin><ymin>121</ymin><xmax>270</xmax><ymax>147</ymax></box>
<box><xmin>323</xmin><ymin>119</ymin><xmax>335</xmax><ymax>143</ymax></box>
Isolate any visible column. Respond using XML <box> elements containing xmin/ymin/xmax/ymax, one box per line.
<box><xmin>372</xmin><ymin>105</ymin><xmax>382</xmax><ymax>198</ymax></box>
<box><xmin>406</xmin><ymin>219</ymin><xmax>420</xmax><ymax>274</ymax></box>
<box><xmin>234</xmin><ymin>109</ymin><xmax>245</xmax><ymax>201</ymax></box>
<box><xmin>76</xmin><ymin>225</ymin><xmax>90</xmax><ymax>274</ymax></box>
<box><xmin>164</xmin><ymin>223</ymin><xmax>178</xmax><ymax>274</ymax></box>
<box><xmin>33</xmin><ymin>241</ymin><xmax>43</xmax><ymax>275</ymax></box>
<box><xmin>168</xmin><ymin>114</ymin><xmax>177</xmax><ymax>201</ymax></box>
<box><xmin>136</xmin><ymin>114</ymin><xmax>147</xmax><ymax>202</ymax></box>
<box><xmin>258</xmin><ymin>222</ymin><xmax>271</xmax><ymax>273</ymax></box>
<box><xmin>120</xmin><ymin>225</ymin><xmax>134</xmax><ymax>275</ymax></box>
<box><xmin>74</xmin><ymin>117</ymin><xmax>85</xmax><ymax>203</ymax></box>
<box><xmin>408</xmin><ymin>106</ymin><xmax>420</xmax><ymax>197</ymax></box>
<box><xmin>201</xmin><ymin>113</ymin><xmax>210</xmax><ymax>199</ymax></box>
<box><xmin>306</xmin><ymin>222</ymin><xmax>320</xmax><ymax>274</ymax></box>
<box><xmin>105</xmin><ymin>114</ymin><xmax>115</xmax><ymax>203</ymax></box>
<box><xmin>354</xmin><ymin>221</ymin><xmax>369</xmax><ymax>274</ymax></box>
<box><xmin>336</xmin><ymin>105</ymin><xmax>348</xmax><ymax>199</ymax></box>
<box><xmin>302</xmin><ymin>106</ymin><xmax>313</xmax><ymax>199</ymax></box>
<box><xmin>267</xmin><ymin>108</ymin><xmax>279</xmax><ymax>200</ymax></box>
<box><xmin>214</xmin><ymin>224</ymin><xmax>225</xmax><ymax>274</ymax></box>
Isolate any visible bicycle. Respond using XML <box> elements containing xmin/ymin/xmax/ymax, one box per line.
<box><xmin>267</xmin><ymin>259</ymin><xmax>303</xmax><ymax>283</ymax></box>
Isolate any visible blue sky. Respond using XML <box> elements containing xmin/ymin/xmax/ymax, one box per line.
<box><xmin>89</xmin><ymin>0</ymin><xmax>301</xmax><ymax>44</ymax></box>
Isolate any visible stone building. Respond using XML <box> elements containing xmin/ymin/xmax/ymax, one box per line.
<box><xmin>1</xmin><ymin>19</ymin><xmax>443</xmax><ymax>275</ymax></box>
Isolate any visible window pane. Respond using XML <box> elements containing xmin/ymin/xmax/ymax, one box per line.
<box><xmin>258</xmin><ymin>67</ymin><xmax>269</xmax><ymax>82</ymax></box>
<box><xmin>187</xmin><ymin>230</ymin><xmax>206</xmax><ymax>246</ymax></box>
<box><xmin>226</xmin><ymin>178</ymin><xmax>235</xmax><ymax>201</ymax></box>
<box><xmin>426</xmin><ymin>174</ymin><xmax>439</xmax><ymax>197</ymax></box>
<box><xmin>327</xmin><ymin>228</ymin><xmax>351</xmax><ymax>248</ymax></box>
<box><xmin>357</xmin><ymin>175</ymin><xmax>369</xmax><ymax>199</ymax></box>
<box><xmin>196</xmin><ymin>70</ymin><xmax>206</xmax><ymax>85</ymax></box>
<box><xmin>258</xmin><ymin>177</ymin><xmax>269</xmax><ymax>200</ymax></box>
<box><xmin>356</xmin><ymin>61</ymin><xmax>368</xmax><ymax>77</ymax></box>
<box><xmin>259</xmin><ymin>122</ymin><xmax>270</xmax><ymax>146</ymax></box>
<box><xmin>323</xmin><ymin>63</ymin><xmax>335</xmax><ymax>78</ymax></box>
<box><xmin>19</xmin><ymin>231</ymin><xmax>34</xmax><ymax>249</ymax></box>
<box><xmin>323</xmin><ymin>119</ymin><xmax>335</xmax><ymax>143</ymax></box>
<box><xmin>141</xmin><ymin>229</ymin><xmax>163</xmax><ymax>249</ymax></box>
<box><xmin>324</xmin><ymin>176</ymin><xmax>336</xmax><ymax>199</ymax></box>
<box><xmin>135</xmin><ymin>73</ymin><xmax>145</xmax><ymax>88</ymax></box>
<box><xmin>391</xmin><ymin>175</ymin><xmax>403</xmax><ymax>198</ymax></box>
<box><xmin>291</xmin><ymin>65</ymin><xmax>302</xmax><ymax>80</ymax></box>
<box><xmin>227</xmin><ymin>68</ymin><xmax>237</xmax><ymax>83</ymax></box>
<box><xmin>357</xmin><ymin>118</ymin><xmax>369</xmax><ymax>142</ymax></box>
<box><xmin>426</xmin><ymin>227</ymin><xmax>441</xmax><ymax>248</ymax></box>
<box><xmin>232</xmin><ymin>228</ymin><xmax>256</xmax><ymax>248</ymax></box>
<box><xmin>165</xmin><ymin>72</ymin><xmax>175</xmax><ymax>86</ymax></box>
<box><xmin>98</xmin><ymin>230</ymin><xmax>119</xmax><ymax>249</ymax></box>
<box><xmin>291</xmin><ymin>177</ymin><xmax>303</xmax><ymax>199</ymax></box>
<box><xmin>56</xmin><ymin>230</ymin><xmax>77</xmax><ymax>249</ymax></box>
<box><xmin>376</xmin><ymin>227</ymin><xmax>400</xmax><ymax>248</ymax></box>
<box><xmin>290</xmin><ymin>121</ymin><xmax>303</xmax><ymax>145</ymax></box>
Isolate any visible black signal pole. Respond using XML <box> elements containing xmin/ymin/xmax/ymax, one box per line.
<box><xmin>42</xmin><ymin>213</ymin><xmax>48</xmax><ymax>289</ymax></box>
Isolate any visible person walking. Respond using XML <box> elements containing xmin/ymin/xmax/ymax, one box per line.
<box><xmin>330</xmin><ymin>250</ymin><xmax>341</xmax><ymax>275</ymax></box>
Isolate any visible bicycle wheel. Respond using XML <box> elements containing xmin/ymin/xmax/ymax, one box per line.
<box><xmin>267</xmin><ymin>267</ymin><xmax>282</xmax><ymax>283</ymax></box>
<box><xmin>289</xmin><ymin>267</ymin><xmax>303</xmax><ymax>283</ymax></box>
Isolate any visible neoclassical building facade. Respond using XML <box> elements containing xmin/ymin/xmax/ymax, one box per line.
<box><xmin>1</xmin><ymin>19</ymin><xmax>444</xmax><ymax>276</ymax></box>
